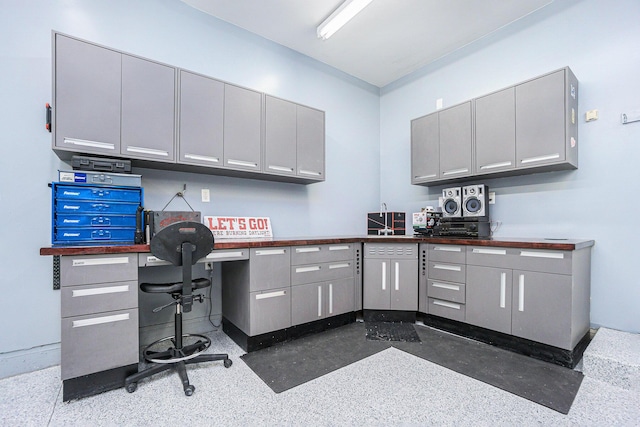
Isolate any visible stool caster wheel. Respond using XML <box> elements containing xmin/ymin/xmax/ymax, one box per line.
<box><xmin>184</xmin><ymin>385</ymin><xmax>195</xmax><ymax>396</ymax></box>
<box><xmin>125</xmin><ymin>382</ymin><xmax>137</xmax><ymax>393</ymax></box>
<box><xmin>224</xmin><ymin>359</ymin><xmax>232</xmax><ymax>368</ymax></box>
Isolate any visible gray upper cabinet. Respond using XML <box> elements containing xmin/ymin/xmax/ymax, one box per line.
<box><xmin>178</xmin><ymin>70</ymin><xmax>224</xmax><ymax>167</ymax></box>
<box><xmin>411</xmin><ymin>67</ymin><xmax>578</xmax><ymax>186</ymax></box>
<box><xmin>53</xmin><ymin>34</ymin><xmax>122</xmax><ymax>156</ymax></box>
<box><xmin>439</xmin><ymin>102</ymin><xmax>472</xmax><ymax>180</ymax></box>
<box><xmin>121</xmin><ymin>54</ymin><xmax>176</xmax><ymax>162</ymax></box>
<box><xmin>223</xmin><ymin>84</ymin><xmax>262</xmax><ymax>172</ymax></box>
<box><xmin>475</xmin><ymin>87</ymin><xmax>516</xmax><ymax>174</ymax></box>
<box><xmin>296</xmin><ymin>104</ymin><xmax>325</xmax><ymax>181</ymax></box>
<box><xmin>265</xmin><ymin>96</ymin><xmax>297</xmax><ymax>177</ymax></box>
<box><xmin>515</xmin><ymin>68</ymin><xmax>577</xmax><ymax>170</ymax></box>
<box><xmin>411</xmin><ymin>114</ymin><xmax>439</xmax><ymax>184</ymax></box>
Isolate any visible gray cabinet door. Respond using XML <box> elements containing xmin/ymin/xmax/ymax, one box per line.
<box><xmin>121</xmin><ymin>54</ymin><xmax>176</xmax><ymax>161</ymax></box>
<box><xmin>249</xmin><ymin>287</ymin><xmax>291</xmax><ymax>336</ymax></box>
<box><xmin>475</xmin><ymin>87</ymin><xmax>516</xmax><ymax>174</ymax></box>
<box><xmin>411</xmin><ymin>114</ymin><xmax>439</xmax><ymax>183</ymax></box>
<box><xmin>265</xmin><ymin>96</ymin><xmax>297</xmax><ymax>176</ymax></box>
<box><xmin>224</xmin><ymin>84</ymin><xmax>262</xmax><ymax>172</ymax></box>
<box><xmin>390</xmin><ymin>259</ymin><xmax>418</xmax><ymax>310</ymax></box>
<box><xmin>178</xmin><ymin>70</ymin><xmax>224</xmax><ymax>167</ymax></box>
<box><xmin>466</xmin><ymin>265</ymin><xmax>513</xmax><ymax>335</ymax></box>
<box><xmin>363</xmin><ymin>259</ymin><xmax>390</xmax><ymax>309</ymax></box>
<box><xmin>297</xmin><ymin>104</ymin><xmax>325</xmax><ymax>180</ymax></box>
<box><xmin>328</xmin><ymin>277</ymin><xmax>355</xmax><ymax>317</ymax></box>
<box><xmin>516</xmin><ymin>70</ymin><xmax>566</xmax><ymax>167</ymax></box>
<box><xmin>291</xmin><ymin>282</ymin><xmax>324</xmax><ymax>325</ymax></box>
<box><xmin>54</xmin><ymin>34</ymin><xmax>121</xmax><ymax>155</ymax></box>
<box><xmin>511</xmin><ymin>270</ymin><xmax>572</xmax><ymax>349</ymax></box>
<box><xmin>439</xmin><ymin>102</ymin><xmax>472</xmax><ymax>179</ymax></box>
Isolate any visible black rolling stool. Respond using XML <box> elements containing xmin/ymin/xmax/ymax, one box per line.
<box><xmin>125</xmin><ymin>221</ymin><xmax>232</xmax><ymax>396</ymax></box>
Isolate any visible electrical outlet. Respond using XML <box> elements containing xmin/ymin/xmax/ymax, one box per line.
<box><xmin>205</xmin><ymin>262</ymin><xmax>214</xmax><ymax>271</ymax></box>
<box><xmin>489</xmin><ymin>192</ymin><xmax>496</xmax><ymax>204</ymax></box>
<box><xmin>201</xmin><ymin>188</ymin><xmax>210</xmax><ymax>203</ymax></box>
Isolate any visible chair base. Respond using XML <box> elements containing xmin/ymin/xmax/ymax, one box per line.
<box><xmin>125</xmin><ymin>334</ymin><xmax>232</xmax><ymax>396</ymax></box>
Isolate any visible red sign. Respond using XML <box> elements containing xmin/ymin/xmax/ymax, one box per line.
<box><xmin>203</xmin><ymin>216</ymin><xmax>273</xmax><ymax>239</ymax></box>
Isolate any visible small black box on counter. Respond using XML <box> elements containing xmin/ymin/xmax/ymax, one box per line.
<box><xmin>145</xmin><ymin>211</ymin><xmax>201</xmax><ymax>242</ymax></box>
<box><xmin>367</xmin><ymin>212</ymin><xmax>406</xmax><ymax>235</ymax></box>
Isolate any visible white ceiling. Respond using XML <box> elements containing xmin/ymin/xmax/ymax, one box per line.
<box><xmin>180</xmin><ymin>0</ymin><xmax>554</xmax><ymax>88</ymax></box>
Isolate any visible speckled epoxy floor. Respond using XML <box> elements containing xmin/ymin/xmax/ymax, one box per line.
<box><xmin>1</xmin><ymin>328</ymin><xmax>639</xmax><ymax>426</ymax></box>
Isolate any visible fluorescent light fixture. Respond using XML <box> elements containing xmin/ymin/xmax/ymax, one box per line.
<box><xmin>317</xmin><ymin>0</ymin><xmax>374</xmax><ymax>40</ymax></box>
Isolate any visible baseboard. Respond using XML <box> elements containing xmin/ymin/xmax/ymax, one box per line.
<box><xmin>0</xmin><ymin>343</ymin><xmax>60</xmax><ymax>380</ymax></box>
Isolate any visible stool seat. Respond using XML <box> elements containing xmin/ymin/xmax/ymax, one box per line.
<box><xmin>140</xmin><ymin>277</ymin><xmax>210</xmax><ymax>294</ymax></box>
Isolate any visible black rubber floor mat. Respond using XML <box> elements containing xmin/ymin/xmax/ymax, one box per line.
<box><xmin>240</xmin><ymin>322</ymin><xmax>582</xmax><ymax>414</ymax></box>
<box><xmin>365</xmin><ymin>321</ymin><xmax>421</xmax><ymax>342</ymax></box>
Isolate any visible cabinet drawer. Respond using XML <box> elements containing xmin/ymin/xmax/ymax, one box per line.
<box><xmin>249</xmin><ymin>287</ymin><xmax>291</xmax><ymax>336</ymax></box>
<box><xmin>466</xmin><ymin>246</ymin><xmax>515</xmax><ymax>268</ymax></box>
<box><xmin>428</xmin><ymin>298</ymin><xmax>465</xmax><ymax>322</ymax></box>
<box><xmin>61</xmin><ymin>308</ymin><xmax>139</xmax><ymax>380</ymax></box>
<box><xmin>291</xmin><ymin>260</ymin><xmax>354</xmax><ymax>286</ymax></box>
<box><xmin>291</xmin><ymin>244</ymin><xmax>354</xmax><ymax>265</ymax></box>
<box><xmin>54</xmin><ymin>185</ymin><xmax>142</xmax><ymax>203</ymax></box>
<box><xmin>249</xmin><ymin>247</ymin><xmax>291</xmax><ymax>292</ymax></box>
<box><xmin>428</xmin><ymin>244</ymin><xmax>466</xmax><ymax>263</ymax></box>
<box><xmin>428</xmin><ymin>262</ymin><xmax>465</xmax><ymax>284</ymax></box>
<box><xmin>60</xmin><ymin>253</ymin><xmax>138</xmax><ymax>286</ymax></box>
<box><xmin>510</xmin><ymin>249</ymin><xmax>572</xmax><ymax>274</ymax></box>
<box><xmin>62</xmin><ymin>280</ymin><xmax>138</xmax><ymax>317</ymax></box>
<box><xmin>427</xmin><ymin>279</ymin><xmax>465</xmax><ymax>303</ymax></box>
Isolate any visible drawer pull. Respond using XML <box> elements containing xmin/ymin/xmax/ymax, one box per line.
<box><xmin>433</xmin><ymin>246</ymin><xmax>461</xmax><ymax>252</ymax></box>
<box><xmin>381</xmin><ymin>262</ymin><xmax>387</xmax><ymax>291</ymax></box>
<box><xmin>296</xmin><ymin>266</ymin><xmax>321</xmax><ymax>273</ymax></box>
<box><xmin>433</xmin><ymin>300</ymin><xmax>461</xmax><ymax>310</ymax></box>
<box><xmin>72</xmin><ymin>256</ymin><xmax>129</xmax><ymax>267</ymax></box>
<box><xmin>521</xmin><ymin>153</ymin><xmax>560</xmax><ymax>164</ymax></box>
<box><xmin>255</xmin><ymin>290</ymin><xmax>286</xmax><ymax>300</ymax></box>
<box><xmin>520</xmin><ymin>251</ymin><xmax>564</xmax><ymax>259</ymax></box>
<box><xmin>318</xmin><ymin>286</ymin><xmax>322</xmax><ymax>317</ymax></box>
<box><xmin>414</xmin><ymin>174</ymin><xmax>437</xmax><ymax>180</ymax></box>
<box><xmin>296</xmin><ymin>247</ymin><xmax>321</xmax><ymax>253</ymax></box>
<box><xmin>329</xmin><ymin>245</ymin><xmax>350</xmax><ymax>251</ymax></box>
<box><xmin>329</xmin><ymin>283</ymin><xmax>333</xmax><ymax>314</ymax></box>
<box><xmin>298</xmin><ymin>169</ymin><xmax>322</xmax><ymax>176</ymax></box>
<box><xmin>472</xmin><ymin>248</ymin><xmax>506</xmax><ymax>255</ymax></box>
<box><xmin>72</xmin><ymin>285</ymin><xmax>129</xmax><ymax>297</ymax></box>
<box><xmin>329</xmin><ymin>263</ymin><xmax>350</xmax><ymax>270</ymax></box>
<box><xmin>518</xmin><ymin>274</ymin><xmax>525</xmax><ymax>312</ymax></box>
<box><xmin>432</xmin><ymin>282</ymin><xmax>460</xmax><ymax>291</ymax></box>
<box><xmin>433</xmin><ymin>264</ymin><xmax>461</xmax><ymax>272</ymax></box>
<box><xmin>206</xmin><ymin>251</ymin><xmax>245</xmax><ymax>260</ymax></box>
<box><xmin>268</xmin><ymin>165</ymin><xmax>294</xmax><ymax>172</ymax></box>
<box><xmin>228</xmin><ymin>159</ymin><xmax>258</xmax><ymax>168</ymax></box>
<box><xmin>395</xmin><ymin>262</ymin><xmax>400</xmax><ymax>291</ymax></box>
<box><xmin>185</xmin><ymin>153</ymin><xmax>219</xmax><ymax>163</ymax></box>
<box><xmin>442</xmin><ymin>168</ymin><xmax>468</xmax><ymax>176</ymax></box>
<box><xmin>73</xmin><ymin>313</ymin><xmax>129</xmax><ymax>328</ymax></box>
<box><xmin>500</xmin><ymin>273</ymin><xmax>506</xmax><ymax>308</ymax></box>
<box><xmin>64</xmin><ymin>137</ymin><xmax>115</xmax><ymax>151</ymax></box>
<box><xmin>126</xmin><ymin>146</ymin><xmax>169</xmax><ymax>157</ymax></box>
<box><xmin>255</xmin><ymin>249</ymin><xmax>286</xmax><ymax>256</ymax></box>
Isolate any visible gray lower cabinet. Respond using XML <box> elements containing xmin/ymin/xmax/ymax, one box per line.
<box><xmin>59</xmin><ymin>253</ymin><xmax>139</xmax><ymax>381</ymax></box>
<box><xmin>290</xmin><ymin>244</ymin><xmax>357</xmax><ymax>325</ymax></box>
<box><xmin>426</xmin><ymin>244</ymin><xmax>466</xmax><ymax>322</ymax></box>
<box><xmin>53</xmin><ymin>34</ymin><xmax>122</xmax><ymax>156</ymax></box>
<box><xmin>363</xmin><ymin>243</ymin><xmax>418</xmax><ymax>311</ymax></box>
<box><xmin>465</xmin><ymin>245</ymin><xmax>590</xmax><ymax>350</ymax></box>
<box><xmin>223</xmin><ymin>84</ymin><xmax>262</xmax><ymax>172</ymax></box>
<box><xmin>221</xmin><ymin>247</ymin><xmax>291</xmax><ymax>336</ymax></box>
<box><xmin>178</xmin><ymin>70</ymin><xmax>224</xmax><ymax>167</ymax></box>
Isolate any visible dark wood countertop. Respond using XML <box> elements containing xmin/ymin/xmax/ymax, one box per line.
<box><xmin>40</xmin><ymin>235</ymin><xmax>594</xmax><ymax>256</ymax></box>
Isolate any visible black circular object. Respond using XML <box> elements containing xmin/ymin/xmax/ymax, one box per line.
<box><xmin>465</xmin><ymin>198</ymin><xmax>482</xmax><ymax>213</ymax></box>
<box><xmin>444</xmin><ymin>199</ymin><xmax>459</xmax><ymax>214</ymax></box>
<box><xmin>149</xmin><ymin>221</ymin><xmax>214</xmax><ymax>266</ymax></box>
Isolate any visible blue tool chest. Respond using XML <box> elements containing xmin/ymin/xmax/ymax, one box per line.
<box><xmin>52</xmin><ymin>182</ymin><xmax>143</xmax><ymax>246</ymax></box>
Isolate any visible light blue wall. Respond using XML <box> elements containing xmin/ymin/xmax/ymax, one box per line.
<box><xmin>0</xmin><ymin>0</ymin><xmax>380</xmax><ymax>369</ymax></box>
<box><xmin>380</xmin><ymin>0</ymin><xmax>640</xmax><ymax>333</ymax></box>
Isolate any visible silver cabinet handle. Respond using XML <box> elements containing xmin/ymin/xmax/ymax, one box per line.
<box><xmin>433</xmin><ymin>264</ymin><xmax>461</xmax><ymax>272</ymax></box>
<box><xmin>255</xmin><ymin>290</ymin><xmax>286</xmax><ymax>300</ymax></box>
<box><xmin>521</xmin><ymin>153</ymin><xmax>560</xmax><ymax>164</ymax></box>
<box><xmin>72</xmin><ymin>256</ymin><xmax>129</xmax><ymax>267</ymax></box>
<box><xmin>328</xmin><ymin>283</ymin><xmax>333</xmax><ymax>314</ymax></box>
<box><xmin>185</xmin><ymin>153</ymin><xmax>219</xmax><ymax>163</ymax></box>
<box><xmin>268</xmin><ymin>165</ymin><xmax>294</xmax><ymax>172</ymax></box>
<box><xmin>73</xmin><ymin>313</ymin><xmax>129</xmax><ymax>328</ymax></box>
<box><xmin>394</xmin><ymin>262</ymin><xmax>400</xmax><ymax>291</ymax></box>
<box><xmin>520</xmin><ymin>250</ymin><xmax>564</xmax><ymax>259</ymax></box>
<box><xmin>296</xmin><ymin>247</ymin><xmax>320</xmax><ymax>253</ymax></box>
<box><xmin>329</xmin><ymin>245</ymin><xmax>350</xmax><ymax>251</ymax></box>
<box><xmin>518</xmin><ymin>274</ymin><xmax>525</xmax><ymax>312</ymax></box>
<box><xmin>472</xmin><ymin>248</ymin><xmax>506</xmax><ymax>255</ymax></box>
<box><xmin>317</xmin><ymin>285</ymin><xmax>322</xmax><ymax>317</ymax></box>
<box><xmin>298</xmin><ymin>169</ymin><xmax>322</xmax><ymax>176</ymax></box>
<box><xmin>126</xmin><ymin>146</ymin><xmax>169</xmax><ymax>157</ymax></box>
<box><xmin>433</xmin><ymin>300</ymin><xmax>461</xmax><ymax>310</ymax></box>
<box><xmin>329</xmin><ymin>263</ymin><xmax>350</xmax><ymax>270</ymax></box>
<box><xmin>500</xmin><ymin>273</ymin><xmax>506</xmax><ymax>308</ymax></box>
<box><xmin>480</xmin><ymin>161</ymin><xmax>512</xmax><ymax>170</ymax></box>
<box><xmin>442</xmin><ymin>168</ymin><xmax>468</xmax><ymax>176</ymax></box>
<box><xmin>414</xmin><ymin>174</ymin><xmax>437</xmax><ymax>180</ymax></box>
<box><xmin>381</xmin><ymin>261</ymin><xmax>387</xmax><ymax>291</ymax></box>
<box><xmin>72</xmin><ymin>285</ymin><xmax>129</xmax><ymax>298</ymax></box>
<box><xmin>206</xmin><ymin>251</ymin><xmax>245</xmax><ymax>260</ymax></box>
<box><xmin>255</xmin><ymin>249</ymin><xmax>286</xmax><ymax>256</ymax></box>
<box><xmin>432</xmin><ymin>282</ymin><xmax>460</xmax><ymax>291</ymax></box>
<box><xmin>228</xmin><ymin>159</ymin><xmax>258</xmax><ymax>168</ymax></box>
<box><xmin>434</xmin><ymin>246</ymin><xmax>461</xmax><ymax>252</ymax></box>
<box><xmin>64</xmin><ymin>138</ymin><xmax>115</xmax><ymax>151</ymax></box>
<box><xmin>296</xmin><ymin>266</ymin><xmax>321</xmax><ymax>273</ymax></box>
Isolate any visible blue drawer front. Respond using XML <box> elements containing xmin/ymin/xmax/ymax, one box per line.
<box><xmin>54</xmin><ymin>228</ymin><xmax>135</xmax><ymax>243</ymax></box>
<box><xmin>55</xmin><ymin>185</ymin><xmax>142</xmax><ymax>203</ymax></box>
<box><xmin>56</xmin><ymin>214</ymin><xmax>137</xmax><ymax>228</ymax></box>
<box><xmin>55</xmin><ymin>200</ymin><xmax>140</xmax><ymax>215</ymax></box>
